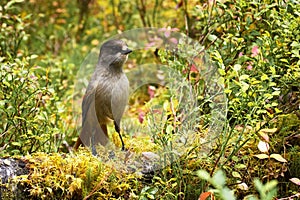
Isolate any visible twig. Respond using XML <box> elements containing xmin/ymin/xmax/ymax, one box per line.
<box><xmin>136</xmin><ymin>0</ymin><xmax>148</xmax><ymax>27</ymax></box>
<box><xmin>276</xmin><ymin>193</ymin><xmax>300</xmax><ymax>200</ymax></box>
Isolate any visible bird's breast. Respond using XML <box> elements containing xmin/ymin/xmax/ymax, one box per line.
<box><xmin>94</xmin><ymin>73</ymin><xmax>129</xmax><ymax>122</ymax></box>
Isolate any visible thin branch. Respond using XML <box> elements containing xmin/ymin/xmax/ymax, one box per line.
<box><xmin>277</xmin><ymin>193</ymin><xmax>300</xmax><ymax>200</ymax></box>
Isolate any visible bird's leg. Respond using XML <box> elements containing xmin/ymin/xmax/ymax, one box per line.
<box><xmin>91</xmin><ymin>125</ymin><xmax>108</xmax><ymax>156</ymax></box>
<box><xmin>114</xmin><ymin>121</ymin><xmax>125</xmax><ymax>151</ymax></box>
<box><xmin>91</xmin><ymin>133</ymin><xmax>98</xmax><ymax>156</ymax></box>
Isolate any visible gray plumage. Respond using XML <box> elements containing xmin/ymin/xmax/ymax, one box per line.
<box><xmin>74</xmin><ymin>39</ymin><xmax>132</xmax><ymax>151</ymax></box>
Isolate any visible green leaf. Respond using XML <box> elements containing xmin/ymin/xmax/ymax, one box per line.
<box><xmin>235</xmin><ymin>164</ymin><xmax>247</xmax><ymax>169</ymax></box>
<box><xmin>260</xmin><ymin>128</ymin><xmax>277</xmax><ymax>133</ymax></box>
<box><xmin>232</xmin><ymin>171</ymin><xmax>241</xmax><ymax>179</ymax></box>
<box><xmin>279</xmin><ymin>59</ymin><xmax>289</xmax><ymax>63</ymax></box>
<box><xmin>218</xmin><ymin>68</ymin><xmax>226</xmax><ymax>76</ymax></box>
<box><xmin>291</xmin><ymin>49</ymin><xmax>299</xmax><ymax>57</ymax></box>
<box><xmin>244</xmin><ymin>195</ymin><xmax>259</xmax><ymax>200</ymax></box>
<box><xmin>212</xmin><ymin>170</ymin><xmax>226</xmax><ymax>187</ymax></box>
<box><xmin>239</xmin><ymin>74</ymin><xmax>249</xmax><ymax>80</ymax></box>
<box><xmin>30</xmin><ymin>54</ymin><xmax>38</xmax><ymax>60</ymax></box>
<box><xmin>196</xmin><ymin>170</ymin><xmax>210</xmax><ymax>181</ymax></box>
<box><xmin>264</xmin><ymin>180</ymin><xmax>278</xmax><ymax>191</ymax></box>
<box><xmin>269</xmin><ymin>66</ymin><xmax>276</xmax><ymax>75</ymax></box>
<box><xmin>208</xmin><ymin>34</ymin><xmax>218</xmax><ymax>42</ymax></box>
<box><xmin>261</xmin><ymin>74</ymin><xmax>269</xmax><ymax>81</ymax></box>
<box><xmin>234</xmin><ymin>64</ymin><xmax>242</xmax><ymax>71</ymax></box>
<box><xmin>231</xmin><ymin>156</ymin><xmax>238</xmax><ymax>162</ymax></box>
<box><xmin>254</xmin><ymin>178</ymin><xmax>264</xmax><ymax>192</ymax></box>
<box><xmin>241</xmin><ymin>81</ymin><xmax>249</xmax><ymax>92</ymax></box>
<box><xmin>290</xmin><ymin>41</ymin><xmax>300</xmax><ymax>47</ymax></box>
<box><xmin>11</xmin><ymin>142</ymin><xmax>21</xmax><ymax>147</ymax></box>
<box><xmin>220</xmin><ymin>187</ymin><xmax>236</xmax><ymax>200</ymax></box>
<box><xmin>224</xmin><ymin>89</ymin><xmax>232</xmax><ymax>94</ymax></box>
<box><xmin>166</xmin><ymin>125</ymin><xmax>173</xmax><ymax>134</ymax></box>
<box><xmin>251</xmin><ymin>79</ymin><xmax>261</xmax><ymax>85</ymax></box>
<box><xmin>271</xmin><ymin>90</ymin><xmax>280</xmax><ymax>96</ymax></box>
<box><xmin>0</xmin><ymin>100</ymin><xmax>6</xmax><ymax>107</ymax></box>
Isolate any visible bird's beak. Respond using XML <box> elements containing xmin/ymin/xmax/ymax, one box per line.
<box><xmin>122</xmin><ymin>48</ymin><xmax>132</xmax><ymax>55</ymax></box>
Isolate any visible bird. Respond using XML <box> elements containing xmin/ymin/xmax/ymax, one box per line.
<box><xmin>74</xmin><ymin>39</ymin><xmax>132</xmax><ymax>152</ymax></box>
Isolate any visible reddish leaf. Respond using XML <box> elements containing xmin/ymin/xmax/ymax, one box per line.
<box><xmin>258</xmin><ymin>132</ymin><xmax>269</xmax><ymax>142</ymax></box>
<box><xmin>148</xmin><ymin>85</ymin><xmax>156</xmax><ymax>99</ymax></box>
<box><xmin>199</xmin><ymin>191</ymin><xmax>214</xmax><ymax>200</ymax></box>
<box><xmin>251</xmin><ymin>45</ymin><xmax>259</xmax><ymax>57</ymax></box>
<box><xmin>138</xmin><ymin>111</ymin><xmax>145</xmax><ymax>124</ymax></box>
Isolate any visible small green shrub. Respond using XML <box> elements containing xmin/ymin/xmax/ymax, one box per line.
<box><xmin>0</xmin><ymin>0</ymin><xmax>30</xmax><ymax>60</ymax></box>
<box><xmin>0</xmin><ymin>57</ymin><xmax>65</xmax><ymax>155</ymax></box>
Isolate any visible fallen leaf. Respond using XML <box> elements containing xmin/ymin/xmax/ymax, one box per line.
<box><xmin>254</xmin><ymin>154</ymin><xmax>269</xmax><ymax>159</ymax></box>
<box><xmin>270</xmin><ymin>154</ymin><xmax>287</xmax><ymax>163</ymax></box>
<box><xmin>3</xmin><ymin>159</ymin><xmax>11</xmax><ymax>166</ymax></box>
<box><xmin>237</xmin><ymin>182</ymin><xmax>249</xmax><ymax>190</ymax></box>
<box><xmin>258</xmin><ymin>132</ymin><xmax>269</xmax><ymax>142</ymax></box>
<box><xmin>290</xmin><ymin>178</ymin><xmax>300</xmax><ymax>186</ymax></box>
<box><xmin>258</xmin><ymin>141</ymin><xmax>269</xmax><ymax>153</ymax></box>
<box><xmin>260</xmin><ymin>128</ymin><xmax>277</xmax><ymax>133</ymax></box>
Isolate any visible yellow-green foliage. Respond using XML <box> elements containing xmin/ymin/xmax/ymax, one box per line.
<box><xmin>16</xmin><ymin>150</ymin><xmax>143</xmax><ymax>199</ymax></box>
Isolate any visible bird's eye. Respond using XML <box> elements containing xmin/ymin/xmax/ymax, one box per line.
<box><xmin>120</xmin><ymin>45</ymin><xmax>132</xmax><ymax>55</ymax></box>
<box><xmin>122</xmin><ymin>45</ymin><xmax>127</xmax><ymax>51</ymax></box>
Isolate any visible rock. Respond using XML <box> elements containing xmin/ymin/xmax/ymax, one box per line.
<box><xmin>0</xmin><ymin>158</ymin><xmax>29</xmax><ymax>200</ymax></box>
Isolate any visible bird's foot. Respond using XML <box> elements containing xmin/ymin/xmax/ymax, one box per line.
<box><xmin>121</xmin><ymin>145</ymin><xmax>128</xmax><ymax>151</ymax></box>
<box><xmin>91</xmin><ymin>145</ymin><xmax>99</xmax><ymax>157</ymax></box>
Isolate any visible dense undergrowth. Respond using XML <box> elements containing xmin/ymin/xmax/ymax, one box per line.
<box><xmin>0</xmin><ymin>0</ymin><xmax>299</xmax><ymax>199</ymax></box>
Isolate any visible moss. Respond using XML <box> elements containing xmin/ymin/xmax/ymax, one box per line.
<box><xmin>11</xmin><ymin>150</ymin><xmax>141</xmax><ymax>199</ymax></box>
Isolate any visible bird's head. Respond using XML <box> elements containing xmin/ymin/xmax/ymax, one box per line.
<box><xmin>98</xmin><ymin>39</ymin><xmax>132</xmax><ymax>70</ymax></box>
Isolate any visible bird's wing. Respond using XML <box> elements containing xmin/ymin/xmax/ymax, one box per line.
<box><xmin>111</xmin><ymin>74</ymin><xmax>129</xmax><ymax>125</ymax></box>
<box><xmin>80</xmin><ymin>86</ymin><xmax>108</xmax><ymax>147</ymax></box>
